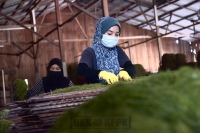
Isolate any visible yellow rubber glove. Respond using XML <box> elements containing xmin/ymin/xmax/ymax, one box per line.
<box><xmin>118</xmin><ymin>71</ymin><xmax>132</xmax><ymax>81</ymax></box>
<box><xmin>98</xmin><ymin>71</ymin><xmax>118</xmax><ymax>84</ymax></box>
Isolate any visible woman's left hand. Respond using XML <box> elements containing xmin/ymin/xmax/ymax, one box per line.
<box><xmin>117</xmin><ymin>71</ymin><xmax>132</xmax><ymax>81</ymax></box>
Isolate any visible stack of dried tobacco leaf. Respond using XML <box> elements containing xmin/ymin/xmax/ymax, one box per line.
<box><xmin>6</xmin><ymin>88</ymin><xmax>107</xmax><ymax>133</ymax></box>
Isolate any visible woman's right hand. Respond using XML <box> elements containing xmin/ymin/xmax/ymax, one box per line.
<box><xmin>98</xmin><ymin>71</ymin><xmax>118</xmax><ymax>84</ymax></box>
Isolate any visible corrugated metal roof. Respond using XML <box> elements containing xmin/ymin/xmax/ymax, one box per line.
<box><xmin>0</xmin><ymin>0</ymin><xmax>200</xmax><ymax>42</ymax></box>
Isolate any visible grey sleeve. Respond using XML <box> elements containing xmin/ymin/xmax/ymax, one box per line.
<box><xmin>27</xmin><ymin>79</ymin><xmax>44</xmax><ymax>98</ymax></box>
<box><xmin>68</xmin><ymin>80</ymin><xmax>74</xmax><ymax>87</ymax></box>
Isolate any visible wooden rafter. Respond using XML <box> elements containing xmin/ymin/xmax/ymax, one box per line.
<box><xmin>0</xmin><ymin>23</ymin><xmax>56</xmax><ymax>30</ymax></box>
<box><xmin>65</xmin><ymin>0</ymin><xmax>99</xmax><ymax>20</ymax></box>
<box><xmin>101</xmin><ymin>0</ymin><xmax>109</xmax><ymax>16</ymax></box>
<box><xmin>136</xmin><ymin>1</ymin><xmax>155</xmax><ymax>34</ymax></box>
<box><xmin>123</xmin><ymin>20</ymin><xmax>200</xmax><ymax>49</ymax></box>
<box><xmin>5</xmin><ymin>1</ymin><xmax>26</xmax><ymax>25</ymax></box>
<box><xmin>136</xmin><ymin>0</ymin><xmax>197</xmax><ymax>27</ymax></box>
<box><xmin>68</xmin><ymin>6</ymin><xmax>88</xmax><ymax>39</ymax></box>
<box><xmin>36</xmin><ymin>3</ymin><xmax>51</xmax><ymax>18</ymax></box>
<box><xmin>20</xmin><ymin>0</ymin><xmax>41</xmax><ymax>21</ymax></box>
<box><xmin>165</xmin><ymin>13</ymin><xmax>172</xmax><ymax>34</ymax></box>
<box><xmin>55</xmin><ymin>0</ymin><xmax>65</xmax><ymax>62</ymax></box>
<box><xmin>0</xmin><ymin>0</ymin><xmax>101</xmax><ymax>57</ymax></box>
<box><xmin>0</xmin><ymin>12</ymin><xmax>59</xmax><ymax>46</ymax></box>
<box><xmin>12</xmin><ymin>42</ymin><xmax>34</xmax><ymax>59</ymax></box>
<box><xmin>115</xmin><ymin>0</ymin><xmax>124</xmax><ymax>17</ymax></box>
<box><xmin>0</xmin><ymin>0</ymin><xmax>31</xmax><ymax>11</ymax></box>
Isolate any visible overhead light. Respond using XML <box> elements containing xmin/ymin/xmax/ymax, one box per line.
<box><xmin>175</xmin><ymin>38</ymin><xmax>179</xmax><ymax>44</ymax></box>
<box><xmin>0</xmin><ymin>45</ymin><xmax>4</xmax><ymax>48</ymax></box>
<box><xmin>193</xmin><ymin>49</ymin><xmax>196</xmax><ymax>54</ymax></box>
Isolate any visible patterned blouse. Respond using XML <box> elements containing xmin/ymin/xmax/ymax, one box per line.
<box><xmin>27</xmin><ymin>79</ymin><xmax>74</xmax><ymax>98</ymax></box>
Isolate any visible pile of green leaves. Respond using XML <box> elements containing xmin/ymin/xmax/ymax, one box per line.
<box><xmin>0</xmin><ymin>109</ymin><xmax>13</xmax><ymax>133</ymax></box>
<box><xmin>175</xmin><ymin>53</ymin><xmax>187</xmax><ymax>69</ymax></box>
<box><xmin>159</xmin><ymin>53</ymin><xmax>176</xmax><ymax>71</ymax></box>
<box><xmin>50</xmin><ymin>67</ymin><xmax>200</xmax><ymax>133</ymax></box>
<box><xmin>0</xmin><ymin>109</ymin><xmax>9</xmax><ymax>118</ymax></box>
<box><xmin>53</xmin><ymin>83</ymin><xmax>108</xmax><ymax>94</ymax></box>
<box><xmin>133</xmin><ymin>64</ymin><xmax>147</xmax><ymax>77</ymax></box>
<box><xmin>13</xmin><ymin>79</ymin><xmax>28</xmax><ymax>101</ymax></box>
<box><xmin>0</xmin><ymin>119</ymin><xmax>13</xmax><ymax>133</ymax></box>
<box><xmin>53</xmin><ymin>76</ymin><xmax>150</xmax><ymax>94</ymax></box>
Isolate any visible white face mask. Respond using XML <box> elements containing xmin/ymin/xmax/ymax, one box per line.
<box><xmin>101</xmin><ymin>34</ymin><xmax>119</xmax><ymax>48</ymax></box>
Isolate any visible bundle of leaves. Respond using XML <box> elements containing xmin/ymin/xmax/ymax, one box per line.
<box><xmin>53</xmin><ymin>83</ymin><xmax>108</xmax><ymax>94</ymax></box>
<box><xmin>50</xmin><ymin>67</ymin><xmax>200</xmax><ymax>133</ymax></box>
<box><xmin>185</xmin><ymin>62</ymin><xmax>197</xmax><ymax>68</ymax></box>
<box><xmin>13</xmin><ymin>79</ymin><xmax>28</xmax><ymax>101</ymax></box>
<box><xmin>133</xmin><ymin>64</ymin><xmax>147</xmax><ymax>77</ymax></box>
<box><xmin>0</xmin><ymin>109</ymin><xmax>13</xmax><ymax>133</ymax></box>
<box><xmin>0</xmin><ymin>119</ymin><xmax>13</xmax><ymax>133</ymax></box>
<box><xmin>159</xmin><ymin>53</ymin><xmax>176</xmax><ymax>71</ymax></box>
<box><xmin>175</xmin><ymin>53</ymin><xmax>187</xmax><ymax>69</ymax></box>
<box><xmin>0</xmin><ymin>109</ymin><xmax>9</xmax><ymax>119</ymax></box>
<box><xmin>197</xmin><ymin>51</ymin><xmax>200</xmax><ymax>68</ymax></box>
<box><xmin>53</xmin><ymin>76</ymin><xmax>149</xmax><ymax>94</ymax></box>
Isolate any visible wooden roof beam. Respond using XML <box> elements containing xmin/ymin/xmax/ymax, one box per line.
<box><xmin>12</xmin><ymin>42</ymin><xmax>34</xmax><ymax>59</ymax></box>
<box><xmin>0</xmin><ymin>23</ymin><xmax>56</xmax><ymax>30</ymax></box>
<box><xmin>65</xmin><ymin>0</ymin><xmax>99</xmax><ymax>20</ymax></box>
<box><xmin>137</xmin><ymin>0</ymin><xmax>197</xmax><ymax>27</ymax></box>
<box><xmin>61</xmin><ymin>0</ymin><xmax>100</xmax><ymax>26</ymax></box>
<box><xmin>0</xmin><ymin>0</ymin><xmax>31</xmax><ymax>11</ymax></box>
<box><xmin>6</xmin><ymin>0</ymin><xmax>100</xmax><ymax>57</ymax></box>
<box><xmin>20</xmin><ymin>0</ymin><xmax>41</xmax><ymax>21</ymax></box>
<box><xmin>165</xmin><ymin>13</ymin><xmax>172</xmax><ymax>34</ymax></box>
<box><xmin>68</xmin><ymin>6</ymin><xmax>88</xmax><ymax>39</ymax></box>
<box><xmin>36</xmin><ymin>3</ymin><xmax>51</xmax><ymax>18</ymax></box>
<box><xmin>114</xmin><ymin>0</ymin><xmax>124</xmax><ymax>17</ymax></box>
<box><xmin>137</xmin><ymin>1</ymin><xmax>156</xmax><ymax>34</ymax></box>
<box><xmin>123</xmin><ymin>20</ymin><xmax>200</xmax><ymax>49</ymax></box>
<box><xmin>101</xmin><ymin>0</ymin><xmax>109</xmax><ymax>17</ymax></box>
<box><xmin>159</xmin><ymin>12</ymin><xmax>198</xmax><ymax>29</ymax></box>
<box><xmin>54</xmin><ymin>0</ymin><xmax>65</xmax><ymax>66</ymax></box>
<box><xmin>0</xmin><ymin>12</ymin><xmax>58</xmax><ymax>46</ymax></box>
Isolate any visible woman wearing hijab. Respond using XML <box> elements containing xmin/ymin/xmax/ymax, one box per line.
<box><xmin>77</xmin><ymin>17</ymin><xmax>136</xmax><ymax>84</ymax></box>
<box><xmin>27</xmin><ymin>58</ymin><xmax>74</xmax><ymax>98</ymax></box>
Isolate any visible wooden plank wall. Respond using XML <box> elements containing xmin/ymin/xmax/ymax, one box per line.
<box><xmin>0</xmin><ymin>7</ymin><xmax>194</xmax><ymax>89</ymax></box>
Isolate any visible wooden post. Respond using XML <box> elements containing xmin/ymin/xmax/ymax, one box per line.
<box><xmin>2</xmin><ymin>69</ymin><xmax>6</xmax><ymax>106</ymax></box>
<box><xmin>31</xmin><ymin>9</ymin><xmax>40</xmax><ymax>81</ymax></box>
<box><xmin>154</xmin><ymin>3</ymin><xmax>163</xmax><ymax>66</ymax></box>
<box><xmin>34</xmin><ymin>59</ymin><xmax>40</xmax><ymax>82</ymax></box>
<box><xmin>54</xmin><ymin>0</ymin><xmax>67</xmax><ymax>76</ymax></box>
<box><xmin>101</xmin><ymin>0</ymin><xmax>109</xmax><ymax>17</ymax></box>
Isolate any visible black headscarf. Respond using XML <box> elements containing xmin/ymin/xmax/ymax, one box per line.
<box><xmin>42</xmin><ymin>58</ymin><xmax>70</xmax><ymax>92</ymax></box>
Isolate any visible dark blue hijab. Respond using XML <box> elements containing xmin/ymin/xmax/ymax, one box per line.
<box><xmin>90</xmin><ymin>17</ymin><xmax>121</xmax><ymax>75</ymax></box>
